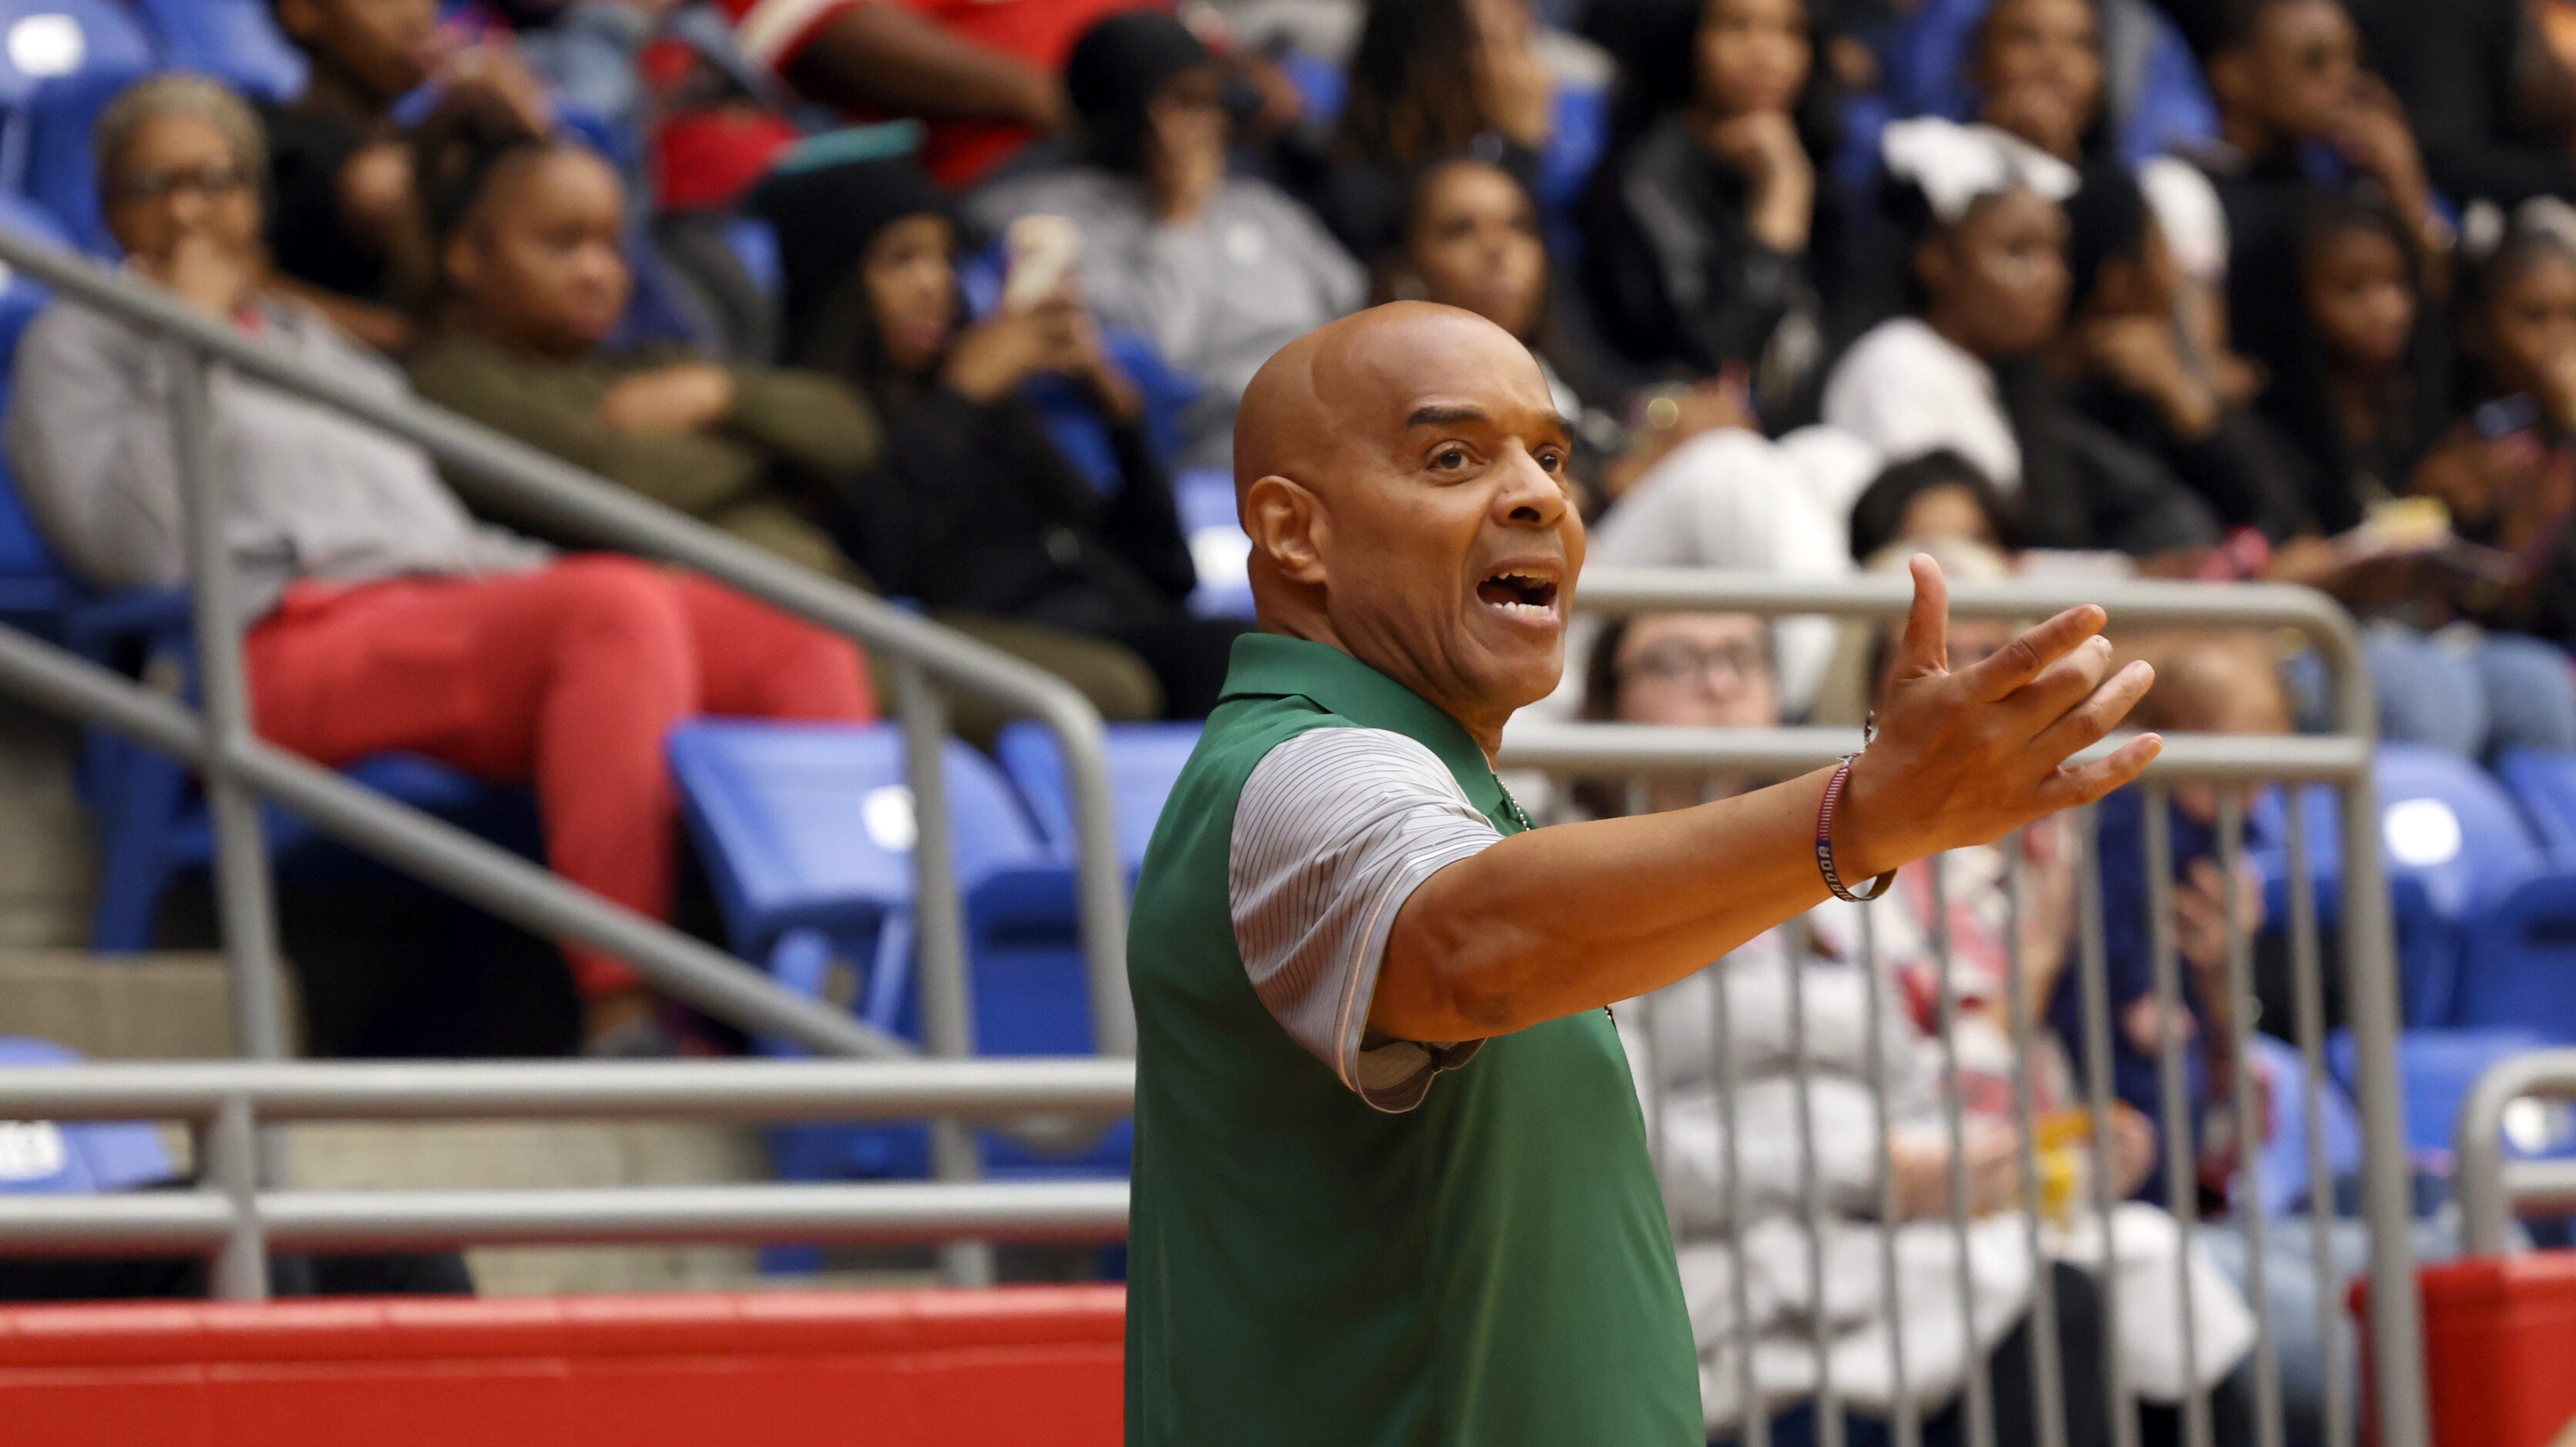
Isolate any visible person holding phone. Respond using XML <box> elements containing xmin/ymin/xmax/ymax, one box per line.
<box><xmin>763</xmin><ymin>152</ymin><xmax>1248</xmax><ymax>719</ymax></box>
<box><xmin>967</xmin><ymin>11</ymin><xmax>1365</xmax><ymax>471</ymax></box>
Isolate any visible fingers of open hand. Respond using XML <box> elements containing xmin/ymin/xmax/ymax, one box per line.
<box><xmin>1960</xmin><ymin>603</ymin><xmax>2107</xmax><ymax>703</ymax></box>
<box><xmin>2027</xmin><ymin>657</ymin><xmax>2154</xmax><ymax>764</ymax></box>
<box><xmin>2035</xmin><ymin>731</ymin><xmax>2165</xmax><ymax>815</ymax></box>
<box><xmin>2002</xmin><ymin>633</ymin><xmax>2114</xmax><ymax>730</ymax></box>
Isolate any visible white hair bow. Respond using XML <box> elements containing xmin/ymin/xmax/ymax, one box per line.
<box><xmin>1880</xmin><ymin>116</ymin><xmax>2080</xmax><ymax>224</ymax></box>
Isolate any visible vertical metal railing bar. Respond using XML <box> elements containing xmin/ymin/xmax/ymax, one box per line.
<box><xmin>2002</xmin><ymin>835</ymin><xmax>2068</xmax><ymax>1447</ymax></box>
<box><xmin>204</xmin><ymin>1093</ymin><xmax>266</xmax><ymax>1301</ymax></box>
<box><xmin>1711</xmin><ymin>942</ymin><xmax>1765</xmax><ymax>1447</ymax></box>
<box><xmin>2292</xmin><ymin>599</ymin><xmax>2425</xmax><ymax>1447</ymax></box>
<box><xmin>169</xmin><ymin>351</ymin><xmax>291</xmax><ymax>1185</ymax></box>
<box><xmin>1785</xmin><ymin>912</ymin><xmax>1841</xmax><ymax>1447</ymax></box>
<box><xmin>2329</xmin><ymin>765</ymin><xmax>2428</xmax><ymax>1445</ymax></box>
<box><xmin>1926</xmin><ymin>856</ymin><xmax>1995</xmax><ymax>1447</ymax></box>
<box><xmin>894</xmin><ymin>660</ymin><xmax>992</xmax><ymax>1288</ymax></box>
<box><xmin>2283</xmin><ymin>799</ymin><xmax>2350</xmax><ymax>1447</ymax></box>
<box><xmin>1860</xmin><ymin>905</ymin><xmax>1920</xmax><ymax>1447</ymax></box>
<box><xmin>2217</xmin><ymin>795</ymin><xmax>2285</xmax><ymax>1447</ymax></box>
<box><xmin>2074</xmin><ymin>807</ymin><xmax>2140</xmax><ymax>1447</ymax></box>
<box><xmin>2144</xmin><ymin>788</ymin><xmax>2215</xmax><ymax>1447</ymax></box>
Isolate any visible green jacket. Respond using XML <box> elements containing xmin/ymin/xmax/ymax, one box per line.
<box><xmin>1124</xmin><ymin>633</ymin><xmax>1701</xmax><ymax>1445</ymax></box>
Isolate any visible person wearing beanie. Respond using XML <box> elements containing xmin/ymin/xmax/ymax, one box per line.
<box><xmin>760</xmin><ymin>149</ymin><xmax>1249</xmax><ymax>719</ymax></box>
<box><xmin>967</xmin><ymin>10</ymin><xmax>1364</xmax><ymax>471</ymax></box>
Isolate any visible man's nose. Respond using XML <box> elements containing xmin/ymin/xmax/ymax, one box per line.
<box><xmin>1491</xmin><ymin>448</ymin><xmax>1568</xmax><ymax>526</ymax></box>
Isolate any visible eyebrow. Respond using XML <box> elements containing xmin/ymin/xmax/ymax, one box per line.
<box><xmin>1406</xmin><ymin>404</ymin><xmax>1580</xmax><ymax>444</ymax></box>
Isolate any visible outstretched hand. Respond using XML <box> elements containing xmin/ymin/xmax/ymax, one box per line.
<box><xmin>1839</xmin><ymin>555</ymin><xmax>2161</xmax><ymax>878</ymax></box>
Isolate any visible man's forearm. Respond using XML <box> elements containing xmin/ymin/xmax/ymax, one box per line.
<box><xmin>781</xmin><ymin>5</ymin><xmax>1056</xmax><ymax>126</ymax></box>
<box><xmin>1374</xmin><ymin>767</ymin><xmax>1868</xmax><ymax>1040</ymax></box>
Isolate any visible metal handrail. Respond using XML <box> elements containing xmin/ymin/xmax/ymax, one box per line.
<box><xmin>1506</xmin><ymin>568</ymin><xmax>2428</xmax><ymax>1447</ymax></box>
<box><xmin>0</xmin><ymin>1059</ymin><xmax>1134</xmax><ymax>1287</ymax></box>
<box><xmin>2457</xmin><ymin>1049</ymin><xmax>2576</xmax><ymax>1255</ymax></box>
<box><xmin>0</xmin><ymin>233</ymin><xmax>1137</xmax><ymax>1056</ymax></box>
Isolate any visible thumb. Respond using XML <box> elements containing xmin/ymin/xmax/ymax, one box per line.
<box><xmin>1896</xmin><ymin>552</ymin><xmax>1950</xmax><ymax>679</ymax></box>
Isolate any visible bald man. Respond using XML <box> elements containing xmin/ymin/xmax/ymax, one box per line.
<box><xmin>1123</xmin><ymin>303</ymin><xmax>2161</xmax><ymax>1445</ymax></box>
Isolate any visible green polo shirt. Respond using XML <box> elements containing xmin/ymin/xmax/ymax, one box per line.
<box><xmin>1123</xmin><ymin>633</ymin><xmax>1701</xmax><ymax>1445</ymax></box>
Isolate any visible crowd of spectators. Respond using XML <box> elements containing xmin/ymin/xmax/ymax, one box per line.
<box><xmin>8</xmin><ymin>0</ymin><xmax>2576</xmax><ymax>1432</ymax></box>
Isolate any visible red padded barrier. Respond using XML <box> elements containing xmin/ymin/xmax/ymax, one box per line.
<box><xmin>2358</xmin><ymin>1252</ymin><xmax>2576</xmax><ymax>1446</ymax></box>
<box><xmin>0</xmin><ymin>1285</ymin><xmax>1124</xmax><ymax>1446</ymax></box>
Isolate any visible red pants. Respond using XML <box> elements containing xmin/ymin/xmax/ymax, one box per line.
<box><xmin>247</xmin><ymin>556</ymin><xmax>875</xmax><ymax>995</ymax></box>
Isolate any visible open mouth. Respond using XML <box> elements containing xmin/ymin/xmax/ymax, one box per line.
<box><xmin>1475</xmin><ymin>567</ymin><xmax>1560</xmax><ymax>621</ymax></box>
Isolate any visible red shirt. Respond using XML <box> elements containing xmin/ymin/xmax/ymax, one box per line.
<box><xmin>714</xmin><ymin>0</ymin><xmax>1156</xmax><ymax>183</ymax></box>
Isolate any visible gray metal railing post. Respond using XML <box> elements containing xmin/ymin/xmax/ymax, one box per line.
<box><xmin>168</xmin><ymin>353</ymin><xmax>291</xmax><ymax>1074</ymax></box>
<box><xmin>896</xmin><ymin>661</ymin><xmax>993</xmax><ymax>1286</ymax></box>
<box><xmin>2315</xmin><ymin>625</ymin><xmax>2430</xmax><ymax>1447</ymax></box>
<box><xmin>203</xmin><ymin>1093</ymin><xmax>266</xmax><ymax>1300</ymax></box>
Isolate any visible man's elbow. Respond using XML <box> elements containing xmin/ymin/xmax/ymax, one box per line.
<box><xmin>1375</xmin><ymin>914</ymin><xmax>1543</xmax><ymax>1042</ymax></box>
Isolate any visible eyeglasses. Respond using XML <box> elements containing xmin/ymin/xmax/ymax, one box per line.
<box><xmin>112</xmin><ymin>161</ymin><xmax>250</xmax><ymax>208</ymax></box>
<box><xmin>1620</xmin><ymin>637</ymin><xmax>1772</xmax><ymax>689</ymax></box>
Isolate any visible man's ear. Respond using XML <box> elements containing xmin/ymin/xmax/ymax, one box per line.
<box><xmin>1243</xmin><ymin>474</ymin><xmax>1328</xmax><ymax>587</ymax></box>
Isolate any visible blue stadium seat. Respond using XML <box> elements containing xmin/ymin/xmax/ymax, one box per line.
<box><xmin>2454</xmin><ymin>874</ymin><xmax>2576</xmax><ymax>1038</ymax></box>
<box><xmin>993</xmin><ymin>720</ymin><xmax>1201</xmax><ymax>875</ymax></box>
<box><xmin>0</xmin><ymin>191</ymin><xmax>67</xmax><ymax>626</ymax></box>
<box><xmin>2500</xmin><ymin>749</ymin><xmax>2576</xmax><ymax>870</ymax></box>
<box><xmin>1173</xmin><ymin>466</ymin><xmax>1251</xmax><ymax>619</ymax></box>
<box><xmin>0</xmin><ymin>0</ymin><xmax>153</xmax><ymax>114</ymax></box>
<box><xmin>2240</xmin><ymin>1032</ymin><xmax>2362</xmax><ymax>1217</ymax></box>
<box><xmin>0</xmin><ymin>1038</ymin><xmax>175</xmax><ymax>1195</ymax></box>
<box><xmin>129</xmin><ymin>0</ymin><xmax>305</xmax><ymax>101</ymax></box>
<box><xmin>54</xmin><ymin>586</ymin><xmax>539</xmax><ymax>950</ymax></box>
<box><xmin>2329</xmin><ymin>1027</ymin><xmax>2570</xmax><ymax>1170</ymax></box>
<box><xmin>2246</xmin><ymin>745</ymin><xmax>2548</xmax><ymax>1026</ymax></box>
<box><xmin>21</xmin><ymin>59</ymin><xmax>156</xmax><ymax>254</ymax></box>
<box><xmin>668</xmin><ymin>720</ymin><xmax>1128</xmax><ymax>1185</ymax></box>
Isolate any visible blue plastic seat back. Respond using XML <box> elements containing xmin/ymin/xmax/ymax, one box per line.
<box><xmin>2247</xmin><ymin>746</ymin><xmax>2546</xmax><ymax>1024</ymax></box>
<box><xmin>669</xmin><ymin>720</ymin><xmax>1048</xmax><ymax>955</ymax></box>
<box><xmin>2329</xmin><ymin>1026</ymin><xmax>2566</xmax><ymax>1168</ymax></box>
<box><xmin>22</xmin><ymin>59</ymin><xmax>157</xmax><ymax>254</ymax></box>
<box><xmin>2455</xmin><ymin>873</ymin><xmax>2576</xmax><ymax>1039</ymax></box>
<box><xmin>130</xmin><ymin>0</ymin><xmax>305</xmax><ymax>101</ymax></box>
<box><xmin>0</xmin><ymin>193</ymin><xmax>65</xmax><ymax>620</ymax></box>
<box><xmin>992</xmin><ymin>720</ymin><xmax>1201</xmax><ymax>874</ymax></box>
<box><xmin>0</xmin><ymin>0</ymin><xmax>153</xmax><ymax>116</ymax></box>
<box><xmin>2500</xmin><ymin>749</ymin><xmax>2576</xmax><ymax>870</ymax></box>
<box><xmin>0</xmin><ymin>1037</ymin><xmax>175</xmax><ymax>1194</ymax></box>
<box><xmin>2241</xmin><ymin>1032</ymin><xmax>2363</xmax><ymax>1217</ymax></box>
<box><xmin>1172</xmin><ymin>465</ymin><xmax>1251</xmax><ymax>619</ymax></box>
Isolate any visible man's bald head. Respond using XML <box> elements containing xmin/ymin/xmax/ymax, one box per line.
<box><xmin>1231</xmin><ymin>302</ymin><xmax>1584</xmax><ymax>752</ymax></box>
<box><xmin>1234</xmin><ymin>302</ymin><xmax>1557</xmax><ymax>502</ymax></box>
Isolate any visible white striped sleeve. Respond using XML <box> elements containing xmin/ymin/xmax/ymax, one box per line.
<box><xmin>1228</xmin><ymin>727</ymin><xmax>1501</xmax><ymax>1113</ymax></box>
